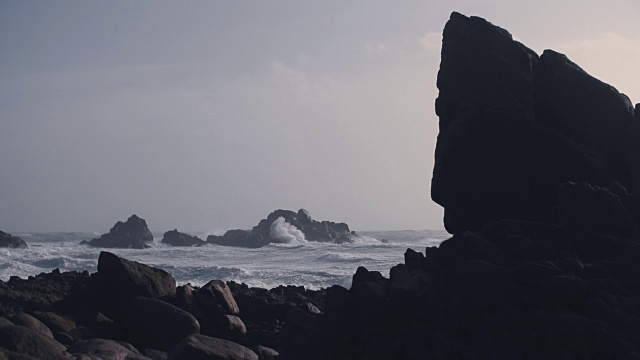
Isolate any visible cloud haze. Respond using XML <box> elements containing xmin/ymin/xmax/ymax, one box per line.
<box><xmin>1</xmin><ymin>1</ymin><xmax>638</xmax><ymax>232</ymax></box>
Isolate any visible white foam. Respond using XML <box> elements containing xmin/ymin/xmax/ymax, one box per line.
<box><xmin>0</xmin><ymin>230</ymin><xmax>448</xmax><ymax>289</ymax></box>
<box><xmin>269</xmin><ymin>217</ymin><xmax>308</xmax><ymax>245</ymax></box>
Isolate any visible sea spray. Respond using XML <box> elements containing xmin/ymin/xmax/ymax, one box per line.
<box><xmin>269</xmin><ymin>217</ymin><xmax>307</xmax><ymax>245</ymax></box>
<box><xmin>1</xmin><ymin>230</ymin><xmax>449</xmax><ymax>289</ymax></box>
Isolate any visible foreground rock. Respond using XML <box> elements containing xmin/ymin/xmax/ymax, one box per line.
<box><xmin>207</xmin><ymin>209</ymin><xmax>358</xmax><ymax>248</ymax></box>
<box><xmin>432</xmin><ymin>12</ymin><xmax>639</xmax><ymax>234</ymax></box>
<box><xmin>0</xmin><ymin>324</ymin><xmax>70</xmax><ymax>359</ymax></box>
<box><xmin>162</xmin><ymin>229</ymin><xmax>205</xmax><ymax>246</ymax></box>
<box><xmin>0</xmin><ymin>231</ymin><xmax>28</xmax><ymax>249</ymax></box>
<box><xmin>168</xmin><ymin>334</ymin><xmax>258</xmax><ymax>360</ymax></box>
<box><xmin>83</xmin><ymin>214</ymin><xmax>153</xmax><ymax>249</ymax></box>
<box><xmin>96</xmin><ymin>251</ymin><xmax>176</xmax><ymax>299</ymax></box>
<box><xmin>67</xmin><ymin>339</ymin><xmax>149</xmax><ymax>360</ymax></box>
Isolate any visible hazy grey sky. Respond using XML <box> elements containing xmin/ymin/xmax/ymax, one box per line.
<box><xmin>2</xmin><ymin>1</ymin><xmax>639</xmax><ymax>233</ymax></box>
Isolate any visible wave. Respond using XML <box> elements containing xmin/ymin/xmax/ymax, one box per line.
<box><xmin>31</xmin><ymin>257</ymin><xmax>68</xmax><ymax>268</ymax></box>
<box><xmin>316</xmin><ymin>253</ymin><xmax>377</xmax><ymax>263</ymax></box>
<box><xmin>270</xmin><ymin>217</ymin><xmax>308</xmax><ymax>245</ymax></box>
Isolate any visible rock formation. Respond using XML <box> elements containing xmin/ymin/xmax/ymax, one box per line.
<box><xmin>0</xmin><ymin>252</ymin><xmax>269</xmax><ymax>359</ymax></box>
<box><xmin>162</xmin><ymin>229</ymin><xmax>205</xmax><ymax>246</ymax></box>
<box><xmin>207</xmin><ymin>209</ymin><xmax>358</xmax><ymax>248</ymax></box>
<box><xmin>83</xmin><ymin>214</ymin><xmax>153</xmax><ymax>249</ymax></box>
<box><xmin>432</xmin><ymin>12</ymin><xmax>640</xmax><ymax>234</ymax></box>
<box><xmin>0</xmin><ymin>231</ymin><xmax>28</xmax><ymax>249</ymax></box>
<box><xmin>284</xmin><ymin>12</ymin><xmax>640</xmax><ymax>359</ymax></box>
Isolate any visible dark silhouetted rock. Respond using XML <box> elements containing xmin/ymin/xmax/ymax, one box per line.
<box><xmin>168</xmin><ymin>334</ymin><xmax>258</xmax><ymax>360</ymax></box>
<box><xmin>207</xmin><ymin>209</ymin><xmax>358</xmax><ymax>248</ymax></box>
<box><xmin>120</xmin><ymin>296</ymin><xmax>200</xmax><ymax>351</ymax></box>
<box><xmin>162</xmin><ymin>229</ymin><xmax>205</xmax><ymax>247</ymax></box>
<box><xmin>68</xmin><ymin>338</ymin><xmax>148</xmax><ymax>359</ymax></box>
<box><xmin>86</xmin><ymin>214</ymin><xmax>153</xmax><ymax>249</ymax></box>
<box><xmin>0</xmin><ymin>231</ymin><xmax>28</xmax><ymax>249</ymax></box>
<box><xmin>432</xmin><ymin>11</ymin><xmax>640</xmax><ymax>234</ymax></box>
<box><xmin>197</xmin><ymin>280</ymin><xmax>240</xmax><ymax>316</ymax></box>
<box><xmin>555</xmin><ymin>181</ymin><xmax>639</xmax><ymax>238</ymax></box>
<box><xmin>7</xmin><ymin>312</ymin><xmax>54</xmax><ymax>339</ymax></box>
<box><xmin>97</xmin><ymin>251</ymin><xmax>176</xmax><ymax>299</ymax></box>
<box><xmin>207</xmin><ymin>229</ymin><xmax>267</xmax><ymax>249</ymax></box>
<box><xmin>0</xmin><ymin>325</ymin><xmax>70</xmax><ymax>360</ymax></box>
<box><xmin>252</xmin><ymin>345</ymin><xmax>279</xmax><ymax>360</ymax></box>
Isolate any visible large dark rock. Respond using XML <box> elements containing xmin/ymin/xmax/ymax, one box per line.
<box><xmin>67</xmin><ymin>339</ymin><xmax>149</xmax><ymax>360</ymax></box>
<box><xmin>162</xmin><ymin>229</ymin><xmax>205</xmax><ymax>247</ymax></box>
<box><xmin>432</xmin><ymin>12</ymin><xmax>640</xmax><ymax>234</ymax></box>
<box><xmin>207</xmin><ymin>209</ymin><xmax>358</xmax><ymax>248</ymax></box>
<box><xmin>85</xmin><ymin>214</ymin><xmax>153</xmax><ymax>249</ymax></box>
<box><xmin>173</xmin><ymin>280</ymin><xmax>246</xmax><ymax>341</ymax></box>
<box><xmin>97</xmin><ymin>251</ymin><xmax>176</xmax><ymax>299</ymax></box>
<box><xmin>0</xmin><ymin>231</ymin><xmax>28</xmax><ymax>249</ymax></box>
<box><xmin>168</xmin><ymin>334</ymin><xmax>258</xmax><ymax>360</ymax></box>
<box><xmin>120</xmin><ymin>296</ymin><xmax>200</xmax><ymax>351</ymax></box>
<box><xmin>0</xmin><ymin>325</ymin><xmax>70</xmax><ymax>360</ymax></box>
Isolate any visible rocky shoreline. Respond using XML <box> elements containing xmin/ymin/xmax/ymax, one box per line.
<box><xmin>3</xmin><ymin>11</ymin><xmax>640</xmax><ymax>359</ymax></box>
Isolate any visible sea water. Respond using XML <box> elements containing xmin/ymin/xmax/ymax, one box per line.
<box><xmin>0</xmin><ymin>230</ymin><xmax>449</xmax><ymax>290</ymax></box>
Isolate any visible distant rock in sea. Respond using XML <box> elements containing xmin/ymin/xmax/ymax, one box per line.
<box><xmin>82</xmin><ymin>214</ymin><xmax>153</xmax><ymax>249</ymax></box>
<box><xmin>162</xmin><ymin>229</ymin><xmax>205</xmax><ymax>246</ymax></box>
<box><xmin>207</xmin><ymin>209</ymin><xmax>358</xmax><ymax>248</ymax></box>
<box><xmin>0</xmin><ymin>231</ymin><xmax>28</xmax><ymax>249</ymax></box>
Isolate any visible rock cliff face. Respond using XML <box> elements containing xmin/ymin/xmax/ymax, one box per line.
<box><xmin>84</xmin><ymin>215</ymin><xmax>153</xmax><ymax>249</ymax></box>
<box><xmin>0</xmin><ymin>231</ymin><xmax>28</xmax><ymax>249</ymax></box>
<box><xmin>207</xmin><ymin>209</ymin><xmax>358</xmax><ymax>248</ymax></box>
<box><xmin>432</xmin><ymin>12</ymin><xmax>640</xmax><ymax>233</ymax></box>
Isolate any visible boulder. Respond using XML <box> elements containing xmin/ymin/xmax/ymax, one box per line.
<box><xmin>97</xmin><ymin>251</ymin><xmax>176</xmax><ymax>299</ymax></box>
<box><xmin>196</xmin><ymin>280</ymin><xmax>240</xmax><ymax>316</ymax></box>
<box><xmin>86</xmin><ymin>215</ymin><xmax>153</xmax><ymax>249</ymax></box>
<box><xmin>120</xmin><ymin>297</ymin><xmax>200</xmax><ymax>351</ymax></box>
<box><xmin>251</xmin><ymin>345</ymin><xmax>279</xmax><ymax>360</ymax></box>
<box><xmin>0</xmin><ymin>325</ymin><xmax>70</xmax><ymax>360</ymax></box>
<box><xmin>0</xmin><ymin>231</ymin><xmax>28</xmax><ymax>249</ymax></box>
<box><xmin>67</xmin><ymin>339</ymin><xmax>149</xmax><ymax>360</ymax></box>
<box><xmin>162</xmin><ymin>229</ymin><xmax>205</xmax><ymax>247</ymax></box>
<box><xmin>7</xmin><ymin>312</ymin><xmax>54</xmax><ymax>339</ymax></box>
<box><xmin>168</xmin><ymin>334</ymin><xmax>258</xmax><ymax>360</ymax></box>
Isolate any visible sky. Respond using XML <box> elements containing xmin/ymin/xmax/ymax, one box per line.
<box><xmin>1</xmin><ymin>1</ymin><xmax>639</xmax><ymax>233</ymax></box>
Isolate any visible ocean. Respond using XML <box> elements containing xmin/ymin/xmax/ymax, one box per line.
<box><xmin>0</xmin><ymin>230</ymin><xmax>449</xmax><ymax>290</ymax></box>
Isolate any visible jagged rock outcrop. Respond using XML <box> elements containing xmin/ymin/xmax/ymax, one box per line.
<box><xmin>281</xmin><ymin>11</ymin><xmax>640</xmax><ymax>360</ymax></box>
<box><xmin>162</xmin><ymin>229</ymin><xmax>205</xmax><ymax>246</ymax></box>
<box><xmin>0</xmin><ymin>231</ymin><xmax>28</xmax><ymax>249</ymax></box>
<box><xmin>207</xmin><ymin>209</ymin><xmax>358</xmax><ymax>248</ymax></box>
<box><xmin>83</xmin><ymin>214</ymin><xmax>153</xmax><ymax>249</ymax></box>
<box><xmin>432</xmin><ymin>12</ymin><xmax>640</xmax><ymax>234</ymax></box>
